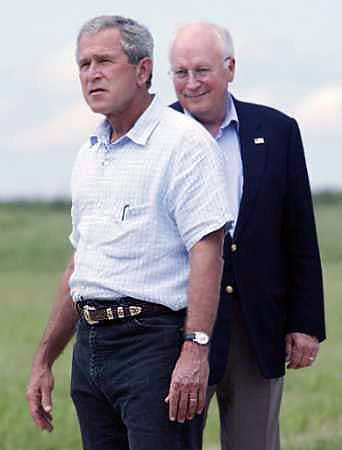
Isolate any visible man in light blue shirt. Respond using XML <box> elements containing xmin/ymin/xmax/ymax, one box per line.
<box><xmin>27</xmin><ymin>15</ymin><xmax>233</xmax><ymax>450</ymax></box>
<box><xmin>69</xmin><ymin>95</ymin><xmax>231</xmax><ymax>310</ymax></box>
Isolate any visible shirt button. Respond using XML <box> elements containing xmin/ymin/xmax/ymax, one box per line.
<box><xmin>231</xmin><ymin>243</ymin><xmax>238</xmax><ymax>252</ymax></box>
<box><xmin>103</xmin><ymin>160</ymin><xmax>110</xmax><ymax>167</ymax></box>
<box><xmin>225</xmin><ymin>285</ymin><xmax>234</xmax><ymax>294</ymax></box>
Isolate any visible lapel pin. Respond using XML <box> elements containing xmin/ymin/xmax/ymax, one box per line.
<box><xmin>254</xmin><ymin>137</ymin><xmax>265</xmax><ymax>144</ymax></box>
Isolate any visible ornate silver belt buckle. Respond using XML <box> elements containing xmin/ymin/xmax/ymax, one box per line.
<box><xmin>83</xmin><ymin>305</ymin><xmax>99</xmax><ymax>325</ymax></box>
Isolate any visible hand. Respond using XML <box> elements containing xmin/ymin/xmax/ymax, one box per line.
<box><xmin>285</xmin><ymin>332</ymin><xmax>320</xmax><ymax>369</ymax></box>
<box><xmin>165</xmin><ymin>342</ymin><xmax>209</xmax><ymax>423</ymax></box>
<box><xmin>26</xmin><ymin>365</ymin><xmax>55</xmax><ymax>432</ymax></box>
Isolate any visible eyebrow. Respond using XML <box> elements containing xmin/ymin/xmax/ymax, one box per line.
<box><xmin>174</xmin><ymin>63</ymin><xmax>211</xmax><ymax>69</ymax></box>
<box><xmin>94</xmin><ymin>54</ymin><xmax>114</xmax><ymax>61</ymax></box>
<box><xmin>79</xmin><ymin>53</ymin><xmax>116</xmax><ymax>65</ymax></box>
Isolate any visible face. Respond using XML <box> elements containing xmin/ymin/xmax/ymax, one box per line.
<box><xmin>170</xmin><ymin>27</ymin><xmax>235</xmax><ymax>124</ymax></box>
<box><xmin>78</xmin><ymin>28</ymin><xmax>145</xmax><ymax>118</ymax></box>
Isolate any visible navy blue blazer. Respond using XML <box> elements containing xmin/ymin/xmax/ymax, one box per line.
<box><xmin>171</xmin><ymin>98</ymin><xmax>326</xmax><ymax>383</ymax></box>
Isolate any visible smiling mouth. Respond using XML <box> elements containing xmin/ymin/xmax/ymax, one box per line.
<box><xmin>183</xmin><ymin>91</ymin><xmax>209</xmax><ymax>99</ymax></box>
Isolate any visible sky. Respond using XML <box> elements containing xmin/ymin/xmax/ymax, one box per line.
<box><xmin>1</xmin><ymin>0</ymin><xmax>341</xmax><ymax>199</ymax></box>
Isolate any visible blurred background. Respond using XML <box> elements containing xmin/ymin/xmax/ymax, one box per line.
<box><xmin>1</xmin><ymin>0</ymin><xmax>341</xmax><ymax>449</ymax></box>
<box><xmin>1</xmin><ymin>0</ymin><xmax>341</xmax><ymax>199</ymax></box>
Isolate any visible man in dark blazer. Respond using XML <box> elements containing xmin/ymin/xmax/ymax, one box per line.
<box><xmin>169</xmin><ymin>22</ymin><xmax>326</xmax><ymax>450</ymax></box>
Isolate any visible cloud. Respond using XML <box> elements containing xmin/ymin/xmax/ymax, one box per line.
<box><xmin>6</xmin><ymin>101</ymin><xmax>99</xmax><ymax>153</ymax></box>
<box><xmin>41</xmin><ymin>40</ymin><xmax>80</xmax><ymax>94</ymax></box>
<box><xmin>294</xmin><ymin>85</ymin><xmax>342</xmax><ymax>134</ymax></box>
<box><xmin>4</xmin><ymin>40</ymin><xmax>101</xmax><ymax>153</ymax></box>
<box><xmin>232</xmin><ymin>85</ymin><xmax>276</xmax><ymax>107</ymax></box>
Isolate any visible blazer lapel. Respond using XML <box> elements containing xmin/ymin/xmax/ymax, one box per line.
<box><xmin>234</xmin><ymin>99</ymin><xmax>268</xmax><ymax>239</ymax></box>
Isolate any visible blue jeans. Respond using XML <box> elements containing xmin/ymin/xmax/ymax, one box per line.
<box><xmin>71</xmin><ymin>301</ymin><xmax>203</xmax><ymax>450</ymax></box>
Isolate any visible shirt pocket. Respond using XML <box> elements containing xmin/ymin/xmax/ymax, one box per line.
<box><xmin>105</xmin><ymin>202</ymin><xmax>152</xmax><ymax>248</ymax></box>
<box><xmin>120</xmin><ymin>204</ymin><xmax>151</xmax><ymax>225</ymax></box>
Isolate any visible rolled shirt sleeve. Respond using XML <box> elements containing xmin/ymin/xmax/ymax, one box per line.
<box><xmin>167</xmin><ymin>122</ymin><xmax>234</xmax><ymax>250</ymax></box>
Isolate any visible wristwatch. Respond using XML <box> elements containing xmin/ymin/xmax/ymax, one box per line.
<box><xmin>183</xmin><ymin>331</ymin><xmax>210</xmax><ymax>345</ymax></box>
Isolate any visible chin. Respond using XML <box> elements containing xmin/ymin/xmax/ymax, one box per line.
<box><xmin>86</xmin><ymin>101</ymin><xmax>107</xmax><ymax>114</ymax></box>
<box><xmin>90</xmin><ymin>106</ymin><xmax>107</xmax><ymax>114</ymax></box>
<box><xmin>185</xmin><ymin>99</ymin><xmax>207</xmax><ymax>114</ymax></box>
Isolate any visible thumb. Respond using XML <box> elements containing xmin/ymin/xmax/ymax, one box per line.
<box><xmin>41</xmin><ymin>387</ymin><xmax>52</xmax><ymax>413</ymax></box>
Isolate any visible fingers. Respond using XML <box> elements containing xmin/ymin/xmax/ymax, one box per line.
<box><xmin>41</xmin><ymin>387</ymin><xmax>53</xmax><ymax>415</ymax></box>
<box><xmin>301</xmin><ymin>350</ymin><xmax>316</xmax><ymax>368</ymax></box>
<box><xmin>187</xmin><ymin>393</ymin><xmax>199</xmax><ymax>420</ymax></box>
<box><xmin>287</xmin><ymin>343</ymin><xmax>302</xmax><ymax>368</ymax></box>
<box><xmin>187</xmin><ymin>384</ymin><xmax>206</xmax><ymax>418</ymax></box>
<box><xmin>177</xmin><ymin>387</ymin><xmax>191</xmax><ymax>422</ymax></box>
<box><xmin>286</xmin><ymin>333</ymin><xmax>319</xmax><ymax>369</ymax></box>
<box><xmin>166</xmin><ymin>386</ymin><xmax>203</xmax><ymax>423</ymax></box>
<box><xmin>197</xmin><ymin>383</ymin><xmax>206</xmax><ymax>414</ymax></box>
<box><xmin>165</xmin><ymin>347</ymin><xmax>209</xmax><ymax>423</ymax></box>
<box><xmin>165</xmin><ymin>385</ymin><xmax>179</xmax><ymax>422</ymax></box>
<box><xmin>26</xmin><ymin>385</ymin><xmax>54</xmax><ymax>432</ymax></box>
<box><xmin>171</xmin><ymin>383</ymin><xmax>207</xmax><ymax>422</ymax></box>
<box><xmin>26</xmin><ymin>367</ymin><xmax>54</xmax><ymax>432</ymax></box>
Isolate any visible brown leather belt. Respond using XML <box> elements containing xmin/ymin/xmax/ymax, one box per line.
<box><xmin>76</xmin><ymin>299</ymin><xmax>173</xmax><ymax>325</ymax></box>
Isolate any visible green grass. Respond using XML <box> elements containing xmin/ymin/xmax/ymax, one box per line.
<box><xmin>203</xmin><ymin>194</ymin><xmax>342</xmax><ymax>450</ymax></box>
<box><xmin>0</xmin><ymin>195</ymin><xmax>341</xmax><ymax>450</ymax></box>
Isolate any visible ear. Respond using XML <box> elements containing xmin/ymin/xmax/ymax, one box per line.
<box><xmin>226</xmin><ymin>57</ymin><xmax>236</xmax><ymax>82</ymax></box>
<box><xmin>136</xmin><ymin>57</ymin><xmax>153</xmax><ymax>87</ymax></box>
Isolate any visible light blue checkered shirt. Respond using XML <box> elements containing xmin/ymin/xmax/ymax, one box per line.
<box><xmin>69</xmin><ymin>96</ymin><xmax>234</xmax><ymax>310</ymax></box>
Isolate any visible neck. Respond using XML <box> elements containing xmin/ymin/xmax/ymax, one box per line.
<box><xmin>108</xmin><ymin>92</ymin><xmax>152</xmax><ymax>141</ymax></box>
<box><xmin>195</xmin><ymin>111</ymin><xmax>225</xmax><ymax>138</ymax></box>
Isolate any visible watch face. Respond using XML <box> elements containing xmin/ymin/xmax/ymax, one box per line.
<box><xmin>194</xmin><ymin>332</ymin><xmax>210</xmax><ymax>345</ymax></box>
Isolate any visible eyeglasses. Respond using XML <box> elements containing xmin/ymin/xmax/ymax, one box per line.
<box><xmin>170</xmin><ymin>57</ymin><xmax>231</xmax><ymax>81</ymax></box>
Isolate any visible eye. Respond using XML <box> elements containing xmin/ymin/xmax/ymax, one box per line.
<box><xmin>195</xmin><ymin>67</ymin><xmax>210</xmax><ymax>77</ymax></box>
<box><xmin>79</xmin><ymin>61</ymin><xmax>90</xmax><ymax>70</ymax></box>
<box><xmin>174</xmin><ymin>69</ymin><xmax>188</xmax><ymax>79</ymax></box>
<box><xmin>98</xmin><ymin>58</ymin><xmax>111</xmax><ymax>64</ymax></box>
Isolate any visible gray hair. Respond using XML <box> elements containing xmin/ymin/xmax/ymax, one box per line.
<box><xmin>76</xmin><ymin>15</ymin><xmax>154</xmax><ymax>88</ymax></box>
<box><xmin>212</xmin><ymin>24</ymin><xmax>235</xmax><ymax>60</ymax></box>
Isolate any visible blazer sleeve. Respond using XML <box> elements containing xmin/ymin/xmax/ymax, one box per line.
<box><xmin>283</xmin><ymin>118</ymin><xmax>326</xmax><ymax>341</ymax></box>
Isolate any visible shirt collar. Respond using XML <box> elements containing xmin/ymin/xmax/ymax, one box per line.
<box><xmin>89</xmin><ymin>119</ymin><xmax>112</xmax><ymax>147</ymax></box>
<box><xmin>125</xmin><ymin>94</ymin><xmax>161</xmax><ymax>145</ymax></box>
<box><xmin>88</xmin><ymin>94</ymin><xmax>161</xmax><ymax>148</ymax></box>
<box><xmin>221</xmin><ymin>93</ymin><xmax>239</xmax><ymax>132</ymax></box>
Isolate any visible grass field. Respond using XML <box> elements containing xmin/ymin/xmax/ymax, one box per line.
<box><xmin>0</xmin><ymin>195</ymin><xmax>341</xmax><ymax>450</ymax></box>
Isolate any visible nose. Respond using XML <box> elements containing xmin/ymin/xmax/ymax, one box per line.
<box><xmin>185</xmin><ymin>71</ymin><xmax>201</xmax><ymax>89</ymax></box>
<box><xmin>88</xmin><ymin>62</ymin><xmax>103</xmax><ymax>79</ymax></box>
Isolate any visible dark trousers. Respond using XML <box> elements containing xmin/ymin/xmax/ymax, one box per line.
<box><xmin>71</xmin><ymin>302</ymin><xmax>203</xmax><ymax>450</ymax></box>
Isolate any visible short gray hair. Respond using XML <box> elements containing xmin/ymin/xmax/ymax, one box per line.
<box><xmin>213</xmin><ymin>24</ymin><xmax>235</xmax><ymax>60</ymax></box>
<box><xmin>76</xmin><ymin>15</ymin><xmax>154</xmax><ymax>87</ymax></box>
